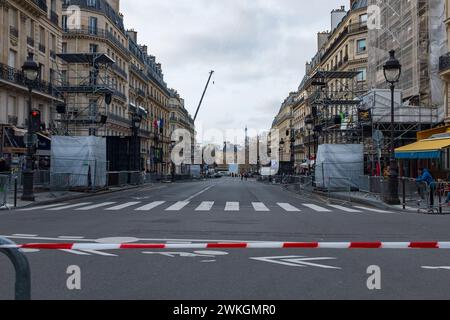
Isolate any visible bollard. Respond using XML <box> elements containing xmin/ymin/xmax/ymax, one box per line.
<box><xmin>402</xmin><ymin>178</ymin><xmax>406</xmax><ymax>211</ymax></box>
<box><xmin>14</xmin><ymin>176</ymin><xmax>18</xmax><ymax>209</ymax></box>
<box><xmin>0</xmin><ymin>237</ymin><xmax>31</xmax><ymax>300</ymax></box>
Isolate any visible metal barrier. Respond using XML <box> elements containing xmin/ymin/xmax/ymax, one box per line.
<box><xmin>0</xmin><ymin>237</ymin><xmax>31</xmax><ymax>300</ymax></box>
<box><xmin>327</xmin><ymin>177</ymin><xmax>352</xmax><ymax>204</ymax></box>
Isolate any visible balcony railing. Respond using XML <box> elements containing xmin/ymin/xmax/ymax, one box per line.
<box><xmin>111</xmin><ymin>64</ymin><xmax>127</xmax><ymax>79</ymax></box>
<box><xmin>39</xmin><ymin>43</ymin><xmax>46</xmax><ymax>53</ymax></box>
<box><xmin>27</xmin><ymin>37</ymin><xmax>35</xmax><ymax>47</ymax></box>
<box><xmin>50</xmin><ymin>11</ymin><xmax>59</xmax><ymax>25</ymax></box>
<box><xmin>33</xmin><ymin>0</ymin><xmax>48</xmax><ymax>12</ymax></box>
<box><xmin>108</xmin><ymin>113</ymin><xmax>131</xmax><ymax>125</ymax></box>
<box><xmin>64</xmin><ymin>27</ymin><xmax>129</xmax><ymax>55</ymax></box>
<box><xmin>440</xmin><ymin>53</ymin><xmax>450</xmax><ymax>74</ymax></box>
<box><xmin>0</xmin><ymin>62</ymin><xmax>62</xmax><ymax>98</ymax></box>
<box><xmin>130</xmin><ymin>64</ymin><xmax>149</xmax><ymax>82</ymax></box>
<box><xmin>9</xmin><ymin>26</ymin><xmax>18</xmax><ymax>38</ymax></box>
<box><xmin>50</xmin><ymin>50</ymin><xmax>56</xmax><ymax>60</ymax></box>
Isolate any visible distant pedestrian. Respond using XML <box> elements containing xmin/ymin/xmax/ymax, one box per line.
<box><xmin>416</xmin><ymin>168</ymin><xmax>436</xmax><ymax>209</ymax></box>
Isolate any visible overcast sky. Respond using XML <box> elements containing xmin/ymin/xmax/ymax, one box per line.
<box><xmin>122</xmin><ymin>0</ymin><xmax>345</xmax><ymax>139</ymax></box>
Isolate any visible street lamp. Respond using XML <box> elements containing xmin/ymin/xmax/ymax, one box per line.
<box><xmin>21</xmin><ymin>52</ymin><xmax>39</xmax><ymax>202</ymax></box>
<box><xmin>131</xmin><ymin>113</ymin><xmax>142</xmax><ymax>171</ymax></box>
<box><xmin>170</xmin><ymin>140</ymin><xmax>176</xmax><ymax>181</ymax></box>
<box><xmin>279</xmin><ymin>138</ymin><xmax>285</xmax><ymax>174</ymax></box>
<box><xmin>383</xmin><ymin>50</ymin><xmax>402</xmax><ymax>205</ymax></box>
<box><xmin>305</xmin><ymin>115</ymin><xmax>314</xmax><ymax>174</ymax></box>
<box><xmin>290</xmin><ymin>129</ymin><xmax>296</xmax><ymax>175</ymax></box>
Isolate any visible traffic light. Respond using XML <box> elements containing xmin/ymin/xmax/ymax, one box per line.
<box><xmin>29</xmin><ymin>109</ymin><xmax>41</xmax><ymax>133</ymax></box>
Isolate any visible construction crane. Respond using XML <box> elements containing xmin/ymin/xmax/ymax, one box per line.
<box><xmin>193</xmin><ymin>70</ymin><xmax>214</xmax><ymax>122</ymax></box>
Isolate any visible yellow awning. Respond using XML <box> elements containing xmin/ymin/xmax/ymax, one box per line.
<box><xmin>395</xmin><ymin>138</ymin><xmax>450</xmax><ymax>159</ymax></box>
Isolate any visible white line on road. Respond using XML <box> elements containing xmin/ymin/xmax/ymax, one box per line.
<box><xmin>225</xmin><ymin>202</ymin><xmax>239</xmax><ymax>211</ymax></box>
<box><xmin>58</xmin><ymin>236</ymin><xmax>85</xmax><ymax>239</ymax></box>
<box><xmin>80</xmin><ymin>250</ymin><xmax>118</xmax><ymax>257</ymax></box>
<box><xmin>47</xmin><ymin>203</ymin><xmax>93</xmax><ymax>211</ymax></box>
<box><xmin>184</xmin><ymin>185</ymin><xmax>215</xmax><ymax>201</ymax></box>
<box><xmin>196</xmin><ymin>201</ymin><xmax>215</xmax><ymax>211</ymax></box>
<box><xmin>166</xmin><ymin>201</ymin><xmax>190</xmax><ymax>211</ymax></box>
<box><xmin>76</xmin><ymin>202</ymin><xmax>117</xmax><ymax>211</ymax></box>
<box><xmin>277</xmin><ymin>203</ymin><xmax>301</xmax><ymax>212</ymax></box>
<box><xmin>302</xmin><ymin>204</ymin><xmax>331</xmax><ymax>212</ymax></box>
<box><xmin>135</xmin><ymin>201</ymin><xmax>166</xmax><ymax>211</ymax></box>
<box><xmin>12</xmin><ymin>234</ymin><xmax>38</xmax><ymax>237</ymax></box>
<box><xmin>105</xmin><ymin>202</ymin><xmax>141</xmax><ymax>211</ymax></box>
<box><xmin>19</xmin><ymin>203</ymin><xmax>69</xmax><ymax>211</ymax></box>
<box><xmin>59</xmin><ymin>249</ymin><xmax>91</xmax><ymax>256</ymax></box>
<box><xmin>328</xmin><ymin>205</ymin><xmax>362</xmax><ymax>213</ymax></box>
<box><xmin>252</xmin><ymin>202</ymin><xmax>270</xmax><ymax>212</ymax></box>
<box><xmin>353</xmin><ymin>206</ymin><xmax>393</xmax><ymax>214</ymax></box>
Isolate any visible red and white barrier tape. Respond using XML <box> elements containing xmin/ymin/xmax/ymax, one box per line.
<box><xmin>1</xmin><ymin>242</ymin><xmax>450</xmax><ymax>250</ymax></box>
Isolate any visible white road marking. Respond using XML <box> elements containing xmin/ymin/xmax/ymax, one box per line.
<box><xmin>251</xmin><ymin>256</ymin><xmax>341</xmax><ymax>269</ymax></box>
<box><xmin>252</xmin><ymin>202</ymin><xmax>270</xmax><ymax>212</ymax></box>
<box><xmin>166</xmin><ymin>201</ymin><xmax>190</xmax><ymax>211</ymax></box>
<box><xmin>80</xmin><ymin>250</ymin><xmax>118</xmax><ymax>257</ymax></box>
<box><xmin>328</xmin><ymin>205</ymin><xmax>362</xmax><ymax>213</ymax></box>
<box><xmin>105</xmin><ymin>202</ymin><xmax>141</xmax><ymax>211</ymax></box>
<box><xmin>225</xmin><ymin>202</ymin><xmax>239</xmax><ymax>211</ymax></box>
<box><xmin>302</xmin><ymin>204</ymin><xmax>331</xmax><ymax>212</ymax></box>
<box><xmin>135</xmin><ymin>201</ymin><xmax>166</xmax><ymax>211</ymax></box>
<box><xmin>12</xmin><ymin>234</ymin><xmax>38</xmax><ymax>237</ymax></box>
<box><xmin>277</xmin><ymin>203</ymin><xmax>301</xmax><ymax>212</ymax></box>
<box><xmin>47</xmin><ymin>203</ymin><xmax>93</xmax><ymax>211</ymax></box>
<box><xmin>196</xmin><ymin>201</ymin><xmax>215</xmax><ymax>211</ymax></box>
<box><xmin>354</xmin><ymin>206</ymin><xmax>393</xmax><ymax>214</ymax></box>
<box><xmin>58</xmin><ymin>236</ymin><xmax>85</xmax><ymax>239</ymax></box>
<box><xmin>422</xmin><ymin>266</ymin><xmax>450</xmax><ymax>270</ymax></box>
<box><xmin>19</xmin><ymin>203</ymin><xmax>69</xmax><ymax>211</ymax></box>
<box><xmin>59</xmin><ymin>249</ymin><xmax>91</xmax><ymax>256</ymax></box>
<box><xmin>76</xmin><ymin>202</ymin><xmax>117</xmax><ymax>211</ymax></box>
<box><xmin>184</xmin><ymin>185</ymin><xmax>215</xmax><ymax>201</ymax></box>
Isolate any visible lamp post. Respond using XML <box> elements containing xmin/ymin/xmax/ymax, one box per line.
<box><xmin>131</xmin><ymin>113</ymin><xmax>142</xmax><ymax>171</ymax></box>
<box><xmin>383</xmin><ymin>50</ymin><xmax>402</xmax><ymax>205</ymax></box>
<box><xmin>290</xmin><ymin>129</ymin><xmax>296</xmax><ymax>175</ymax></box>
<box><xmin>305</xmin><ymin>115</ymin><xmax>314</xmax><ymax>175</ymax></box>
<box><xmin>279</xmin><ymin>138</ymin><xmax>285</xmax><ymax>175</ymax></box>
<box><xmin>21</xmin><ymin>53</ymin><xmax>39</xmax><ymax>202</ymax></box>
<box><xmin>170</xmin><ymin>140</ymin><xmax>176</xmax><ymax>182</ymax></box>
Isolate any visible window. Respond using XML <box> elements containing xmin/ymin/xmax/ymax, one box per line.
<box><xmin>87</xmin><ymin>0</ymin><xmax>97</xmax><ymax>7</ymax></box>
<box><xmin>356</xmin><ymin>68</ymin><xmax>367</xmax><ymax>82</ymax></box>
<box><xmin>359</xmin><ymin>14</ymin><xmax>368</xmax><ymax>24</ymax></box>
<box><xmin>89</xmin><ymin>44</ymin><xmax>98</xmax><ymax>53</ymax></box>
<box><xmin>62</xmin><ymin>15</ymin><xmax>68</xmax><ymax>31</ymax></box>
<box><xmin>357</xmin><ymin>39</ymin><xmax>366</xmax><ymax>53</ymax></box>
<box><xmin>62</xmin><ymin>42</ymin><xmax>67</xmax><ymax>53</ymax></box>
<box><xmin>88</xmin><ymin>17</ymin><xmax>98</xmax><ymax>35</ymax></box>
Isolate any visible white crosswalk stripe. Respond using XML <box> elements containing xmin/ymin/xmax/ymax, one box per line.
<box><xmin>135</xmin><ymin>201</ymin><xmax>166</xmax><ymax>211</ymax></box>
<box><xmin>47</xmin><ymin>203</ymin><xmax>93</xmax><ymax>211</ymax></box>
<box><xmin>166</xmin><ymin>201</ymin><xmax>190</xmax><ymax>211</ymax></box>
<box><xmin>328</xmin><ymin>205</ymin><xmax>362</xmax><ymax>213</ymax></box>
<box><xmin>277</xmin><ymin>203</ymin><xmax>301</xmax><ymax>212</ymax></box>
<box><xmin>225</xmin><ymin>202</ymin><xmax>239</xmax><ymax>211</ymax></box>
<box><xmin>196</xmin><ymin>201</ymin><xmax>215</xmax><ymax>211</ymax></box>
<box><xmin>105</xmin><ymin>202</ymin><xmax>141</xmax><ymax>211</ymax></box>
<box><xmin>76</xmin><ymin>202</ymin><xmax>117</xmax><ymax>211</ymax></box>
<box><xmin>252</xmin><ymin>202</ymin><xmax>270</xmax><ymax>212</ymax></box>
<box><xmin>19</xmin><ymin>203</ymin><xmax>69</xmax><ymax>211</ymax></box>
<box><xmin>302</xmin><ymin>204</ymin><xmax>332</xmax><ymax>212</ymax></box>
<box><xmin>354</xmin><ymin>206</ymin><xmax>393</xmax><ymax>214</ymax></box>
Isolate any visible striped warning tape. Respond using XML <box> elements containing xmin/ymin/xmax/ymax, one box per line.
<box><xmin>1</xmin><ymin>242</ymin><xmax>450</xmax><ymax>250</ymax></box>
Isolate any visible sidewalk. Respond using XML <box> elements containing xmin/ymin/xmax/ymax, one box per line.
<box><xmin>1</xmin><ymin>183</ymin><xmax>166</xmax><ymax>210</ymax></box>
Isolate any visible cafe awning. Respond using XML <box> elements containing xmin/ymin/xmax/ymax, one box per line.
<box><xmin>395</xmin><ymin>137</ymin><xmax>450</xmax><ymax>159</ymax></box>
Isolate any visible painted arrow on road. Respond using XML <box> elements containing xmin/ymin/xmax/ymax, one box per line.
<box><xmin>250</xmin><ymin>256</ymin><xmax>341</xmax><ymax>269</ymax></box>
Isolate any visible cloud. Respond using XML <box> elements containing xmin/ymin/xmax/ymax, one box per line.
<box><xmin>122</xmin><ymin>0</ymin><xmax>345</xmax><ymax>141</ymax></box>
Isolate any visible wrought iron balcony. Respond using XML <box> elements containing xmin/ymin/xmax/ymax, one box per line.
<box><xmin>39</xmin><ymin>43</ymin><xmax>46</xmax><ymax>53</ymax></box>
<box><xmin>9</xmin><ymin>26</ymin><xmax>18</xmax><ymax>38</ymax></box>
<box><xmin>0</xmin><ymin>62</ymin><xmax>62</xmax><ymax>98</ymax></box>
<box><xmin>27</xmin><ymin>37</ymin><xmax>35</xmax><ymax>47</ymax></box>
<box><xmin>33</xmin><ymin>0</ymin><xmax>48</xmax><ymax>13</ymax></box>
<box><xmin>50</xmin><ymin>11</ymin><xmax>59</xmax><ymax>25</ymax></box>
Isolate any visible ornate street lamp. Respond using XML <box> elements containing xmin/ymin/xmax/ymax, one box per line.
<box><xmin>383</xmin><ymin>50</ymin><xmax>402</xmax><ymax>205</ymax></box>
<box><xmin>305</xmin><ymin>115</ymin><xmax>314</xmax><ymax>174</ymax></box>
<box><xmin>170</xmin><ymin>140</ymin><xmax>176</xmax><ymax>181</ymax></box>
<box><xmin>21</xmin><ymin>52</ymin><xmax>39</xmax><ymax>201</ymax></box>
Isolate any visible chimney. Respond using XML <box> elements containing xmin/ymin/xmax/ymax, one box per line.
<box><xmin>126</xmin><ymin>29</ymin><xmax>138</xmax><ymax>43</ymax></box>
<box><xmin>331</xmin><ymin>5</ymin><xmax>347</xmax><ymax>31</ymax></box>
<box><xmin>140</xmin><ymin>45</ymin><xmax>148</xmax><ymax>55</ymax></box>
<box><xmin>317</xmin><ymin>32</ymin><xmax>330</xmax><ymax>50</ymax></box>
<box><xmin>106</xmin><ymin>0</ymin><xmax>120</xmax><ymax>13</ymax></box>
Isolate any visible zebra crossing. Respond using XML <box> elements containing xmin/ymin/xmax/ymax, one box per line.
<box><xmin>18</xmin><ymin>200</ymin><xmax>394</xmax><ymax>214</ymax></box>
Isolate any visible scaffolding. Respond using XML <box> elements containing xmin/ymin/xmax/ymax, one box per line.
<box><xmin>54</xmin><ymin>53</ymin><xmax>117</xmax><ymax>136</ymax></box>
<box><xmin>367</xmin><ymin>0</ymin><xmax>446</xmax><ymax>113</ymax></box>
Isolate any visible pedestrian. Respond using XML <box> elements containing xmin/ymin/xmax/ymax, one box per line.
<box><xmin>416</xmin><ymin>168</ymin><xmax>436</xmax><ymax>209</ymax></box>
<box><xmin>383</xmin><ymin>166</ymin><xmax>390</xmax><ymax>178</ymax></box>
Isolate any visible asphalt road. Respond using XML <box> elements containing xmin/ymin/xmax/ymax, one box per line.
<box><xmin>1</xmin><ymin>177</ymin><xmax>450</xmax><ymax>300</ymax></box>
